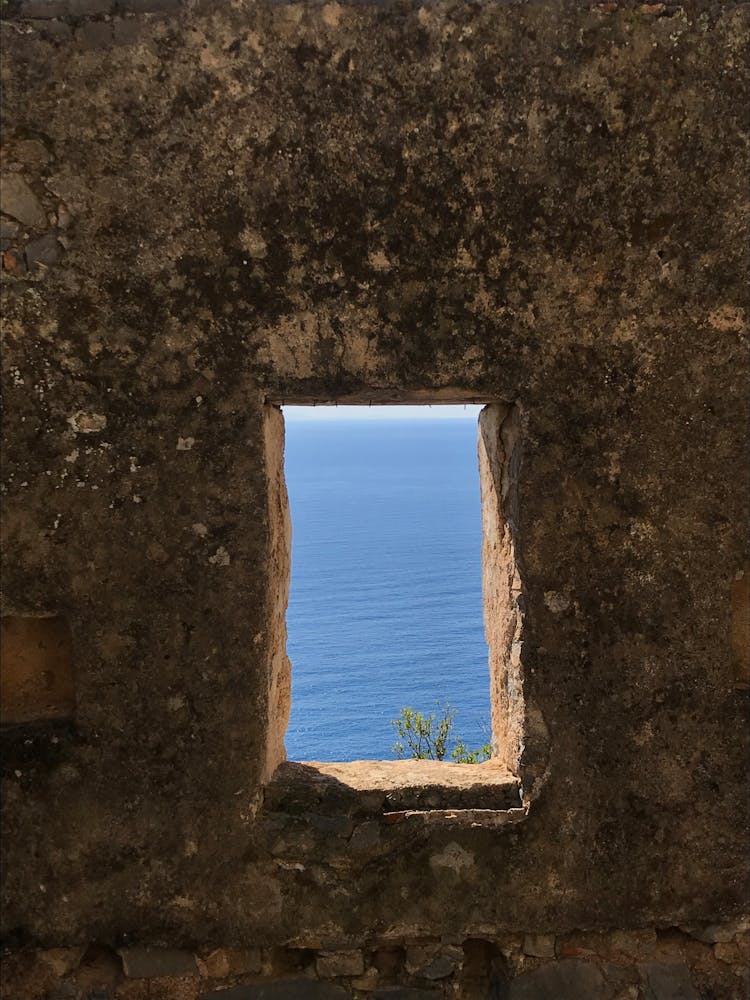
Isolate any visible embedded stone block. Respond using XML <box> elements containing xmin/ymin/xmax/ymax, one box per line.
<box><xmin>638</xmin><ymin>963</ymin><xmax>701</xmax><ymax>1000</ymax></box>
<box><xmin>0</xmin><ymin>616</ymin><xmax>74</xmax><ymax>725</ymax></box>
<box><xmin>119</xmin><ymin>947</ymin><xmax>197</xmax><ymax>978</ymax></box>
<box><xmin>316</xmin><ymin>950</ymin><xmax>365</xmax><ymax>977</ymax></box>
<box><xmin>522</xmin><ymin>934</ymin><xmax>555</xmax><ymax>959</ymax></box>
<box><xmin>0</xmin><ymin>174</ymin><xmax>46</xmax><ymax>229</ymax></box>
<box><xmin>509</xmin><ymin>960</ymin><xmax>612</xmax><ymax>1000</ymax></box>
<box><xmin>198</xmin><ymin>948</ymin><xmax>262</xmax><ymax>978</ymax></box>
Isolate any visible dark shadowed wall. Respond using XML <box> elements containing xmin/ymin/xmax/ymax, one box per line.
<box><xmin>0</xmin><ymin>1</ymin><xmax>748</xmax><ymax>996</ymax></box>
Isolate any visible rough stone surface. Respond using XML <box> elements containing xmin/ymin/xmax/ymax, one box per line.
<box><xmin>0</xmin><ymin>0</ymin><xmax>747</xmax><ymax>968</ymax></box>
<box><xmin>404</xmin><ymin>943</ymin><xmax>439</xmax><ymax>975</ymax></box>
<box><xmin>38</xmin><ymin>947</ymin><xmax>86</xmax><ymax>977</ymax></box>
<box><xmin>0</xmin><ymin>174</ymin><xmax>47</xmax><ymax>229</ymax></box>
<box><xmin>684</xmin><ymin>918</ymin><xmax>750</xmax><ymax>944</ymax></box>
<box><xmin>118</xmin><ymin>0</ymin><xmax>181</xmax><ymax>11</ymax></box>
<box><xmin>316</xmin><ymin>951</ymin><xmax>365</xmax><ymax>978</ymax></box>
<box><xmin>17</xmin><ymin>0</ymin><xmax>113</xmax><ymax>17</ymax></box>
<box><xmin>200</xmin><ymin>982</ymin><xmax>351</xmax><ymax>1000</ymax></box>
<box><xmin>0</xmin><ymin>615</ymin><xmax>75</xmax><ymax>724</ymax></box>
<box><xmin>508</xmin><ymin>959</ymin><xmax>612</xmax><ymax>1000</ymax></box>
<box><xmin>522</xmin><ymin>933</ymin><xmax>555</xmax><ymax>959</ymax></box>
<box><xmin>638</xmin><ymin>962</ymin><xmax>701</xmax><ymax>1000</ymax></box>
<box><xmin>23</xmin><ymin>17</ymin><xmax>73</xmax><ymax>40</ymax></box>
<box><xmin>0</xmin><ymin>218</ymin><xmax>20</xmax><ymax>242</ymax></box>
<box><xmin>76</xmin><ymin>19</ymin><xmax>113</xmax><ymax>49</ymax></box>
<box><xmin>351</xmin><ymin>967</ymin><xmax>379</xmax><ymax>990</ymax></box>
<box><xmin>25</xmin><ymin>233</ymin><xmax>61</xmax><ymax>268</ymax></box>
<box><xmin>419</xmin><ymin>951</ymin><xmax>459</xmax><ymax>980</ymax></box>
<box><xmin>373</xmin><ymin>991</ymin><xmax>439</xmax><ymax>1000</ymax></box>
<box><xmin>119</xmin><ymin>946</ymin><xmax>197</xmax><ymax>978</ymax></box>
<box><xmin>198</xmin><ymin>948</ymin><xmax>263</xmax><ymax>979</ymax></box>
<box><xmin>0</xmin><ymin>931</ymin><xmax>747</xmax><ymax>999</ymax></box>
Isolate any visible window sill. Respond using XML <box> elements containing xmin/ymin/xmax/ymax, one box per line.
<box><xmin>265</xmin><ymin>759</ymin><xmax>524</xmax><ymax>823</ymax></box>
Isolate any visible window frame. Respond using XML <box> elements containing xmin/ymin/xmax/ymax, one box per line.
<box><xmin>261</xmin><ymin>395</ymin><xmax>528</xmax><ymax>819</ymax></box>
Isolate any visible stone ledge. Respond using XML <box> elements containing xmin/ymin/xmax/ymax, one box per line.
<box><xmin>384</xmin><ymin>807</ymin><xmax>527</xmax><ymax>828</ymax></box>
<box><xmin>265</xmin><ymin>759</ymin><xmax>522</xmax><ymax>815</ymax></box>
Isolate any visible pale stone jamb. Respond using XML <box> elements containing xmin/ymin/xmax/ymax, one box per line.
<box><xmin>262</xmin><ymin>404</ymin><xmax>292</xmax><ymax>783</ymax></box>
<box><xmin>478</xmin><ymin>403</ymin><xmax>525</xmax><ymax>777</ymax></box>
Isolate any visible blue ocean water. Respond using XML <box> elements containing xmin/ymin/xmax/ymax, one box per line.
<box><xmin>283</xmin><ymin>415</ymin><xmax>491</xmax><ymax>762</ymax></box>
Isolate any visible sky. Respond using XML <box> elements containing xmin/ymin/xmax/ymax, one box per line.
<box><xmin>283</xmin><ymin>404</ymin><xmax>484</xmax><ymax>421</ymax></box>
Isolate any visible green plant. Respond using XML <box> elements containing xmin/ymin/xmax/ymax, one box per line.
<box><xmin>450</xmin><ymin>738</ymin><xmax>492</xmax><ymax>764</ymax></box>
<box><xmin>390</xmin><ymin>702</ymin><xmax>492</xmax><ymax>763</ymax></box>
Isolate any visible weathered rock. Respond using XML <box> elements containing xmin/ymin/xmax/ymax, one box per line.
<box><xmin>76</xmin><ymin>19</ymin><xmax>112</xmax><ymax>49</ymax></box>
<box><xmin>522</xmin><ymin>933</ymin><xmax>555</xmax><ymax>958</ymax></box>
<box><xmin>38</xmin><ymin>947</ymin><xmax>86</xmax><ymax>977</ymax></box>
<box><xmin>198</xmin><ymin>948</ymin><xmax>263</xmax><ymax>979</ymax></box>
<box><xmin>306</xmin><ymin>814</ymin><xmax>354</xmax><ymax>838</ymax></box>
<box><xmin>10</xmin><ymin>139</ymin><xmax>50</xmax><ymax>168</ymax></box>
<box><xmin>347</xmin><ymin>821</ymin><xmax>381</xmax><ymax>854</ymax></box>
<box><xmin>713</xmin><ymin>941</ymin><xmax>741</xmax><ymax>964</ymax></box>
<box><xmin>419</xmin><ymin>952</ymin><xmax>460</xmax><ymax>981</ymax></box>
<box><xmin>200</xmin><ymin>981</ymin><xmax>351</xmax><ymax>1000</ymax></box>
<box><xmin>509</xmin><ymin>959</ymin><xmax>613</xmax><ymax>1000</ymax></box>
<box><xmin>638</xmin><ymin>963</ymin><xmax>701</xmax><ymax>1000</ymax></box>
<box><xmin>71</xmin><ymin>946</ymin><xmax>122</xmax><ymax>993</ymax></box>
<box><xmin>118</xmin><ymin>0</ymin><xmax>181</xmax><ymax>11</ymax></box>
<box><xmin>25</xmin><ymin>18</ymin><xmax>72</xmax><ymax>40</ymax></box>
<box><xmin>18</xmin><ymin>0</ymin><xmax>112</xmax><ymax>16</ymax></box>
<box><xmin>404</xmin><ymin>943</ymin><xmax>439</xmax><ymax>976</ymax></box>
<box><xmin>25</xmin><ymin>233</ymin><xmax>60</xmax><ymax>267</ymax></box>
<box><xmin>373</xmin><ymin>991</ymin><xmax>439</xmax><ymax>1000</ymax></box>
<box><xmin>372</xmin><ymin>947</ymin><xmax>404</xmax><ymax>981</ymax></box>
<box><xmin>67</xmin><ymin>410</ymin><xmax>107</xmax><ymax>433</ymax></box>
<box><xmin>1</xmin><ymin>249</ymin><xmax>27</xmax><ymax>276</ymax></box>
<box><xmin>682</xmin><ymin>918</ymin><xmax>749</xmax><ymax>944</ymax></box>
<box><xmin>112</xmin><ymin>17</ymin><xmax>141</xmax><ymax>46</ymax></box>
<box><xmin>607</xmin><ymin>929</ymin><xmax>658</xmax><ymax>960</ymax></box>
<box><xmin>119</xmin><ymin>947</ymin><xmax>197</xmax><ymax>978</ymax></box>
<box><xmin>0</xmin><ymin>218</ymin><xmax>20</xmax><ymax>251</ymax></box>
<box><xmin>351</xmin><ymin>967</ymin><xmax>379</xmax><ymax>991</ymax></box>
<box><xmin>316</xmin><ymin>951</ymin><xmax>365</xmax><ymax>978</ymax></box>
<box><xmin>0</xmin><ymin>174</ymin><xmax>46</xmax><ymax>228</ymax></box>
<box><xmin>0</xmin><ymin>218</ymin><xmax>19</xmax><ymax>241</ymax></box>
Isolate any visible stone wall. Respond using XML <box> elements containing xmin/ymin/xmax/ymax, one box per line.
<box><xmin>1</xmin><ymin>0</ymin><xmax>748</xmax><ymax>997</ymax></box>
<box><xmin>2</xmin><ymin>923</ymin><xmax>749</xmax><ymax>998</ymax></box>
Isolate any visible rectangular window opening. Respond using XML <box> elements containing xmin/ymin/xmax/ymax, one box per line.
<box><xmin>262</xmin><ymin>398</ymin><xmax>526</xmax><ymax>816</ymax></box>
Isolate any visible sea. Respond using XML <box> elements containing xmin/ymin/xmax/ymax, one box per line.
<box><xmin>282</xmin><ymin>409</ymin><xmax>491</xmax><ymax>762</ymax></box>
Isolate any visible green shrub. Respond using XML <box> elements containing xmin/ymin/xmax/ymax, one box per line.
<box><xmin>390</xmin><ymin>702</ymin><xmax>491</xmax><ymax>763</ymax></box>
